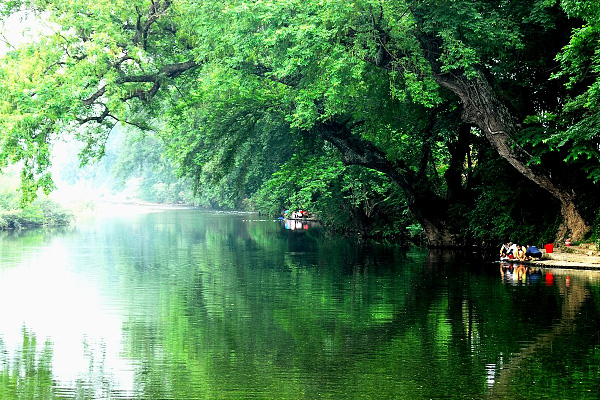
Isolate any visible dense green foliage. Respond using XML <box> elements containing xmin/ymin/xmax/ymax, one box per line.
<box><xmin>1</xmin><ymin>0</ymin><xmax>599</xmax><ymax>245</ymax></box>
<box><xmin>249</xmin><ymin>146</ymin><xmax>417</xmax><ymax>241</ymax></box>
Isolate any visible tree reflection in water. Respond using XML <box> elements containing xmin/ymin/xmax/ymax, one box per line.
<box><xmin>1</xmin><ymin>212</ymin><xmax>599</xmax><ymax>399</ymax></box>
<box><xmin>0</xmin><ymin>329</ymin><xmax>128</xmax><ymax>400</ymax></box>
<box><xmin>0</xmin><ymin>328</ymin><xmax>54</xmax><ymax>400</ymax></box>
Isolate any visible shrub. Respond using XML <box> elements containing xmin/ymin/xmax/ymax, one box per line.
<box><xmin>0</xmin><ymin>197</ymin><xmax>73</xmax><ymax>229</ymax></box>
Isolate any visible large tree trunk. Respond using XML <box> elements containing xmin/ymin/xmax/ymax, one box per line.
<box><xmin>431</xmin><ymin>69</ymin><xmax>590</xmax><ymax>242</ymax></box>
<box><xmin>314</xmin><ymin>121</ymin><xmax>461</xmax><ymax>247</ymax></box>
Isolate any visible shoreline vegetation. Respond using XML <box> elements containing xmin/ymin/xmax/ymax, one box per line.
<box><xmin>0</xmin><ymin>170</ymin><xmax>75</xmax><ymax>230</ymax></box>
<box><xmin>3</xmin><ymin>195</ymin><xmax>600</xmax><ymax>271</ymax></box>
<box><xmin>0</xmin><ymin>197</ymin><xmax>73</xmax><ymax>230</ymax></box>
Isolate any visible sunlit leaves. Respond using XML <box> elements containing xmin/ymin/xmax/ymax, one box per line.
<box><xmin>547</xmin><ymin>0</ymin><xmax>600</xmax><ymax>182</ymax></box>
<box><xmin>0</xmin><ymin>0</ymin><xmax>189</xmax><ymax>200</ymax></box>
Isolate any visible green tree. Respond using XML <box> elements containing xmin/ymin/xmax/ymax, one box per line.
<box><xmin>1</xmin><ymin>0</ymin><xmax>599</xmax><ymax>245</ymax></box>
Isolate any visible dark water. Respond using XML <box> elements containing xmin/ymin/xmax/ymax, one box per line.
<box><xmin>0</xmin><ymin>207</ymin><xmax>599</xmax><ymax>399</ymax></box>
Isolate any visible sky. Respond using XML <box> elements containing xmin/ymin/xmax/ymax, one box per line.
<box><xmin>0</xmin><ymin>10</ymin><xmax>44</xmax><ymax>55</ymax></box>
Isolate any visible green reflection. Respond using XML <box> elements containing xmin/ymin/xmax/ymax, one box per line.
<box><xmin>1</xmin><ymin>210</ymin><xmax>599</xmax><ymax>399</ymax></box>
<box><xmin>0</xmin><ymin>328</ymin><xmax>53</xmax><ymax>400</ymax></box>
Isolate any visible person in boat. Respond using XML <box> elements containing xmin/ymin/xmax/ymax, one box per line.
<box><xmin>525</xmin><ymin>245</ymin><xmax>542</xmax><ymax>259</ymax></box>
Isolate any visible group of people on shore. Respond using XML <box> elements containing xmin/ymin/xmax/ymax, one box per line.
<box><xmin>281</xmin><ymin>209</ymin><xmax>312</xmax><ymax>220</ymax></box>
<box><xmin>499</xmin><ymin>242</ymin><xmax>542</xmax><ymax>261</ymax></box>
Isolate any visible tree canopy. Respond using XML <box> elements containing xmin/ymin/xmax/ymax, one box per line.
<box><xmin>1</xmin><ymin>0</ymin><xmax>599</xmax><ymax>246</ymax></box>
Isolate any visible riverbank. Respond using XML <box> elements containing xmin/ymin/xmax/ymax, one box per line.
<box><xmin>517</xmin><ymin>243</ymin><xmax>600</xmax><ymax>269</ymax></box>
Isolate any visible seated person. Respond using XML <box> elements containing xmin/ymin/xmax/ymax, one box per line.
<box><xmin>499</xmin><ymin>242</ymin><xmax>510</xmax><ymax>259</ymax></box>
<box><xmin>516</xmin><ymin>245</ymin><xmax>527</xmax><ymax>261</ymax></box>
<box><xmin>525</xmin><ymin>245</ymin><xmax>543</xmax><ymax>259</ymax></box>
<box><xmin>508</xmin><ymin>242</ymin><xmax>518</xmax><ymax>259</ymax></box>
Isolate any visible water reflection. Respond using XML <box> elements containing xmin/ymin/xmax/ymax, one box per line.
<box><xmin>282</xmin><ymin>219</ymin><xmax>320</xmax><ymax>231</ymax></box>
<box><xmin>0</xmin><ymin>208</ymin><xmax>599</xmax><ymax>399</ymax></box>
<box><xmin>490</xmin><ymin>263</ymin><xmax>599</xmax><ymax>399</ymax></box>
<box><xmin>0</xmin><ymin>328</ymin><xmax>54</xmax><ymax>400</ymax></box>
<box><xmin>499</xmin><ymin>261</ymin><xmax>593</xmax><ymax>288</ymax></box>
<box><xmin>499</xmin><ymin>262</ymin><xmax>545</xmax><ymax>285</ymax></box>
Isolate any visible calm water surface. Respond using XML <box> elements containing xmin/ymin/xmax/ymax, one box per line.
<box><xmin>0</xmin><ymin>207</ymin><xmax>599</xmax><ymax>399</ymax></box>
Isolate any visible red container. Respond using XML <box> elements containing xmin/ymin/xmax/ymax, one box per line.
<box><xmin>544</xmin><ymin>243</ymin><xmax>554</xmax><ymax>253</ymax></box>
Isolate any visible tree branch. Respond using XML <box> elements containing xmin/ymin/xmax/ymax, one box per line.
<box><xmin>82</xmin><ymin>59</ymin><xmax>197</xmax><ymax>111</ymax></box>
<box><xmin>77</xmin><ymin>104</ymin><xmax>112</xmax><ymax>124</ymax></box>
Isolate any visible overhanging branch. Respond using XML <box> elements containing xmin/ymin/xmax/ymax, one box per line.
<box><xmin>80</xmin><ymin>59</ymin><xmax>198</xmax><ymax>121</ymax></box>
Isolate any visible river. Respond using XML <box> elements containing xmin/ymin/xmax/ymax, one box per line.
<box><xmin>0</xmin><ymin>206</ymin><xmax>598</xmax><ymax>399</ymax></box>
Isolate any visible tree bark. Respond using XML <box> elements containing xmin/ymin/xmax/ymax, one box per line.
<box><xmin>444</xmin><ymin>123</ymin><xmax>471</xmax><ymax>201</ymax></box>
<box><xmin>314</xmin><ymin>121</ymin><xmax>461</xmax><ymax>247</ymax></box>
<box><xmin>428</xmin><ymin>64</ymin><xmax>590</xmax><ymax>241</ymax></box>
<box><xmin>360</xmin><ymin>22</ymin><xmax>590</xmax><ymax>241</ymax></box>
